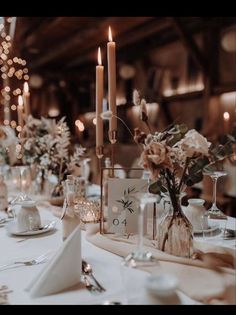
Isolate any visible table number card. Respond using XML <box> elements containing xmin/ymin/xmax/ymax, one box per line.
<box><xmin>107</xmin><ymin>178</ymin><xmax>148</xmax><ymax>235</ymax></box>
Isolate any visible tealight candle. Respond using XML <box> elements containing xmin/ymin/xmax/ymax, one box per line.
<box><xmin>75</xmin><ymin>199</ymin><xmax>100</xmax><ymax>223</ymax></box>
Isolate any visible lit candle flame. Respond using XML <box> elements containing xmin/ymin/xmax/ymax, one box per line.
<box><xmin>18</xmin><ymin>95</ymin><xmax>23</xmax><ymax>107</ymax></box>
<box><xmin>23</xmin><ymin>81</ymin><xmax>29</xmax><ymax>93</ymax></box>
<box><xmin>223</xmin><ymin>111</ymin><xmax>230</xmax><ymax>121</ymax></box>
<box><xmin>108</xmin><ymin>26</ymin><xmax>113</xmax><ymax>42</ymax></box>
<box><xmin>98</xmin><ymin>47</ymin><xmax>102</xmax><ymax>66</ymax></box>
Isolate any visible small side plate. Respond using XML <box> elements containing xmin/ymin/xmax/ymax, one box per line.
<box><xmin>6</xmin><ymin>220</ymin><xmax>56</xmax><ymax>236</ymax></box>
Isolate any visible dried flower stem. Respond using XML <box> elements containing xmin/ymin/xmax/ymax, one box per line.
<box><xmin>59</xmin><ymin>158</ymin><xmax>63</xmax><ymax>182</ymax></box>
<box><xmin>144</xmin><ymin>120</ymin><xmax>152</xmax><ymax>134</ymax></box>
<box><xmin>178</xmin><ymin>157</ymin><xmax>190</xmax><ymax>193</ymax></box>
<box><xmin>112</xmin><ymin>114</ymin><xmax>143</xmax><ymax>152</ymax></box>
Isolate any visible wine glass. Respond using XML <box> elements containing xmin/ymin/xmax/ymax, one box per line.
<box><xmin>202</xmin><ymin>171</ymin><xmax>228</xmax><ymax>238</ymax></box>
<box><xmin>123</xmin><ymin>191</ymin><xmax>159</xmax><ymax>267</ymax></box>
<box><xmin>10</xmin><ymin>166</ymin><xmax>32</xmax><ymax>205</ymax></box>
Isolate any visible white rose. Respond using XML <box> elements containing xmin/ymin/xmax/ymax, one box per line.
<box><xmin>176</xmin><ymin>129</ymin><xmax>211</xmax><ymax>157</ymax></box>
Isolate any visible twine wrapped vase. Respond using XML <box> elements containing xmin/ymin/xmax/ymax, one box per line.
<box><xmin>158</xmin><ymin>193</ymin><xmax>193</xmax><ymax>258</ymax></box>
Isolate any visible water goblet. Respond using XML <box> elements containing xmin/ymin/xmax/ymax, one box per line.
<box><xmin>123</xmin><ymin>191</ymin><xmax>159</xmax><ymax>267</ymax></box>
<box><xmin>202</xmin><ymin>170</ymin><xmax>228</xmax><ymax>239</ymax></box>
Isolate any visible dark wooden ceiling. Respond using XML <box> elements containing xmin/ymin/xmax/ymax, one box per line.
<box><xmin>13</xmin><ymin>16</ymin><xmax>236</xmax><ymax>79</ymax></box>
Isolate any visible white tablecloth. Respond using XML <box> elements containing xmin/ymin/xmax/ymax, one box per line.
<box><xmin>0</xmin><ymin>205</ymin><xmax>235</xmax><ymax>305</ymax></box>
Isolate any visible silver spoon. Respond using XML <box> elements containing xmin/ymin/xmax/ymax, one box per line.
<box><xmin>82</xmin><ymin>260</ymin><xmax>106</xmax><ymax>292</ymax></box>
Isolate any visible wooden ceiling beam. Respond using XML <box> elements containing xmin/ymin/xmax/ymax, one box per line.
<box><xmin>29</xmin><ymin>17</ymin><xmax>128</xmax><ymax>69</ymax></box>
<box><xmin>24</xmin><ymin>17</ymin><xmax>67</xmax><ymax>47</ymax></box>
<box><xmin>171</xmin><ymin>17</ymin><xmax>208</xmax><ymax>76</ymax></box>
<box><xmin>67</xmin><ymin>17</ymin><xmax>171</xmax><ymax>68</ymax></box>
<box><xmin>20</xmin><ymin>17</ymin><xmax>52</xmax><ymax>41</ymax></box>
<box><xmin>12</xmin><ymin>17</ymin><xmax>46</xmax><ymax>54</ymax></box>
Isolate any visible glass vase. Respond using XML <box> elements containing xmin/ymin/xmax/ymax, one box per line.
<box><xmin>158</xmin><ymin>194</ymin><xmax>193</xmax><ymax>258</ymax></box>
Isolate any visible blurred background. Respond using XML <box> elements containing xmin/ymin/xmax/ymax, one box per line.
<box><xmin>0</xmin><ymin>17</ymin><xmax>236</xmax><ymax>215</ymax></box>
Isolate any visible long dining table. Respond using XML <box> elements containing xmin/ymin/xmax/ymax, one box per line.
<box><xmin>0</xmin><ymin>192</ymin><xmax>235</xmax><ymax>305</ymax></box>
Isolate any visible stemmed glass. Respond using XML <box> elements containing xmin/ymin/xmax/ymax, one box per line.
<box><xmin>10</xmin><ymin>166</ymin><xmax>32</xmax><ymax>205</ymax></box>
<box><xmin>123</xmin><ymin>191</ymin><xmax>159</xmax><ymax>267</ymax></box>
<box><xmin>202</xmin><ymin>171</ymin><xmax>228</xmax><ymax>238</ymax></box>
<box><xmin>121</xmin><ymin>190</ymin><xmax>159</xmax><ymax>304</ymax></box>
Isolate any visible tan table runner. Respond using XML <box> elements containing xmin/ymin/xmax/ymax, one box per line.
<box><xmin>85</xmin><ymin>223</ymin><xmax>236</xmax><ymax>305</ymax></box>
<box><xmin>51</xmin><ymin>205</ymin><xmax>236</xmax><ymax>304</ymax></box>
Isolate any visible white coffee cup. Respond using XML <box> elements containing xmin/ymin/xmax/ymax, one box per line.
<box><xmin>17</xmin><ymin>201</ymin><xmax>41</xmax><ymax>232</ymax></box>
<box><xmin>184</xmin><ymin>199</ymin><xmax>208</xmax><ymax>231</ymax></box>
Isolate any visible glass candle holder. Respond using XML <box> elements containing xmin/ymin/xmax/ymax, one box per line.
<box><xmin>65</xmin><ymin>178</ymin><xmax>75</xmax><ymax>208</ymax></box>
<box><xmin>74</xmin><ymin>198</ymin><xmax>100</xmax><ymax>224</ymax></box>
<box><xmin>74</xmin><ymin>176</ymin><xmax>86</xmax><ymax>203</ymax></box>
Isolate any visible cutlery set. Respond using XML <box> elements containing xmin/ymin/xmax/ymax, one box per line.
<box><xmin>0</xmin><ymin>253</ymin><xmax>106</xmax><ymax>294</ymax></box>
<box><xmin>0</xmin><ymin>253</ymin><xmax>50</xmax><ymax>271</ymax></box>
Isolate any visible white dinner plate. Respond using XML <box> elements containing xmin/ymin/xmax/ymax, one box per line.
<box><xmin>194</xmin><ymin>225</ymin><xmax>219</xmax><ymax>234</ymax></box>
<box><xmin>6</xmin><ymin>220</ymin><xmax>56</xmax><ymax>236</ymax></box>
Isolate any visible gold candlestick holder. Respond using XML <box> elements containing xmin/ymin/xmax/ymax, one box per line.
<box><xmin>96</xmin><ymin>145</ymin><xmax>104</xmax><ymax>160</ymax></box>
<box><xmin>96</xmin><ymin>145</ymin><xmax>104</xmax><ymax>234</ymax></box>
<box><xmin>108</xmin><ymin>130</ymin><xmax>117</xmax><ymax>178</ymax></box>
<box><xmin>108</xmin><ymin>130</ymin><xmax>117</xmax><ymax>145</ymax></box>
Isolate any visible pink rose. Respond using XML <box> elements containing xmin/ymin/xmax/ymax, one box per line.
<box><xmin>140</xmin><ymin>142</ymin><xmax>173</xmax><ymax>179</ymax></box>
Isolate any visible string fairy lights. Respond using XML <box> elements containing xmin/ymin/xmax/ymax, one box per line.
<box><xmin>1</xmin><ymin>17</ymin><xmax>30</xmax><ymax>160</ymax></box>
<box><xmin>0</xmin><ymin>17</ymin><xmax>29</xmax><ymax>133</ymax></box>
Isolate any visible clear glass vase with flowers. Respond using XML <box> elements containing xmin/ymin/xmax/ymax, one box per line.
<box><xmin>100</xmin><ymin>90</ymin><xmax>236</xmax><ymax>258</ymax></box>
<box><xmin>132</xmin><ymin>90</ymin><xmax>236</xmax><ymax>258</ymax></box>
<box><xmin>21</xmin><ymin>116</ymin><xmax>85</xmax><ymax>201</ymax></box>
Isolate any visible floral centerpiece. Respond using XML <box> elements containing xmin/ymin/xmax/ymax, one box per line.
<box><xmin>21</xmin><ymin>116</ymin><xmax>85</xmax><ymax>199</ymax></box>
<box><xmin>0</xmin><ymin>125</ymin><xmax>18</xmax><ymax>167</ymax></box>
<box><xmin>132</xmin><ymin>90</ymin><xmax>236</xmax><ymax>258</ymax></box>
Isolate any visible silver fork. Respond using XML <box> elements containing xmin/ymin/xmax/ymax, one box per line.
<box><xmin>0</xmin><ymin>253</ymin><xmax>49</xmax><ymax>271</ymax></box>
<box><xmin>83</xmin><ymin>276</ymin><xmax>101</xmax><ymax>294</ymax></box>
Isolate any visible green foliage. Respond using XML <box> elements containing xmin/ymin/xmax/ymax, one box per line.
<box><xmin>166</xmin><ymin>124</ymin><xmax>188</xmax><ymax>147</ymax></box>
<box><xmin>148</xmin><ymin>179</ymin><xmax>168</xmax><ymax>196</ymax></box>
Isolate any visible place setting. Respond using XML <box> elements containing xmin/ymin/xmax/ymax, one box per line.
<box><xmin>0</xmin><ymin>16</ymin><xmax>236</xmax><ymax>306</ymax></box>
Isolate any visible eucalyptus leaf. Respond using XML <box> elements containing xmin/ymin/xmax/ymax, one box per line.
<box><xmin>148</xmin><ymin>181</ymin><xmax>162</xmax><ymax>194</ymax></box>
<box><xmin>184</xmin><ymin>172</ymin><xmax>203</xmax><ymax>186</ymax></box>
<box><xmin>178</xmin><ymin>124</ymin><xmax>188</xmax><ymax>134</ymax></box>
<box><xmin>189</xmin><ymin>157</ymin><xmax>209</xmax><ymax>174</ymax></box>
<box><xmin>167</xmin><ymin>133</ymin><xmax>183</xmax><ymax>147</ymax></box>
<box><xmin>160</xmin><ymin>186</ymin><xmax>168</xmax><ymax>193</ymax></box>
<box><xmin>227</xmin><ymin>134</ymin><xmax>236</xmax><ymax>142</ymax></box>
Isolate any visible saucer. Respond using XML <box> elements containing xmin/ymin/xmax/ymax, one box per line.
<box><xmin>194</xmin><ymin>225</ymin><xmax>219</xmax><ymax>234</ymax></box>
<box><xmin>6</xmin><ymin>220</ymin><xmax>56</xmax><ymax>236</ymax></box>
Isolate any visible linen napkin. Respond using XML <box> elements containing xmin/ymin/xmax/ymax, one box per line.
<box><xmin>85</xmin><ymin>223</ymin><xmax>236</xmax><ymax>304</ymax></box>
<box><xmin>26</xmin><ymin>225</ymin><xmax>81</xmax><ymax>298</ymax></box>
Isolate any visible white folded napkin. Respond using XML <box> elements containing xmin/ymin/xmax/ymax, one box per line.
<box><xmin>26</xmin><ymin>226</ymin><xmax>81</xmax><ymax>298</ymax></box>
